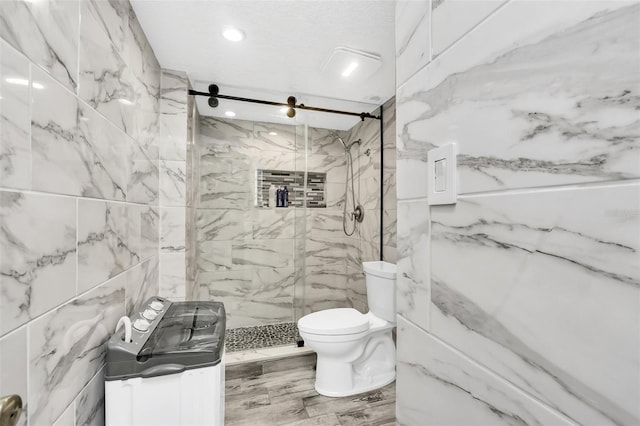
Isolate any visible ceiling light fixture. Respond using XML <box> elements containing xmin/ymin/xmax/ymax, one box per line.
<box><xmin>341</xmin><ymin>62</ymin><xmax>359</xmax><ymax>77</ymax></box>
<box><xmin>223</xmin><ymin>27</ymin><xmax>245</xmax><ymax>42</ymax></box>
<box><xmin>269</xmin><ymin>132</ymin><xmax>278</xmax><ymax>136</ymax></box>
<box><xmin>225</xmin><ymin>111</ymin><xmax>236</xmax><ymax>117</ymax></box>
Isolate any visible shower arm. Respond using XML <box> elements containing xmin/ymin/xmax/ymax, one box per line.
<box><xmin>188</xmin><ymin>86</ymin><xmax>381</xmax><ymax>121</ymax></box>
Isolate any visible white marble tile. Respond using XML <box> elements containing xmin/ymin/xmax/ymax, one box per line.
<box><xmin>0</xmin><ymin>191</ymin><xmax>76</xmax><ymax>336</ymax></box>
<box><xmin>28</xmin><ymin>274</ymin><xmax>125</xmax><ymax>425</ymax></box>
<box><xmin>432</xmin><ymin>0</ymin><xmax>506</xmax><ymax>57</ymax></box>
<box><xmin>198</xmin><ymin>158</ymin><xmax>252</xmax><ymax>209</ymax></box>
<box><xmin>198</xmin><ymin>268</ymin><xmax>294</xmax><ymax>300</ymax></box>
<box><xmin>309</xmin><ymin>210</ymin><xmax>344</xmax><ymax>240</ymax></box>
<box><xmin>0</xmin><ymin>0</ymin><xmax>79</xmax><ymax>92</ymax></box>
<box><xmin>308</xmin><ymin>128</ymin><xmax>348</xmax><ymax>156</ymax></box>
<box><xmin>79</xmin><ymin>0</ymin><xmax>135</xmax><ymax>136</ymax></box>
<box><xmin>160</xmin><ymin>69</ymin><xmax>188</xmax><ymax>161</ymax></box>
<box><xmin>232</xmin><ymin>239</ymin><xmax>294</xmax><ymax>269</ymax></box>
<box><xmin>395</xmin><ymin>0</ymin><xmax>431</xmax><ymax>89</ymax></box>
<box><xmin>217</xmin><ymin>297</ymin><xmax>293</xmax><ymax>329</ymax></box>
<box><xmin>305</xmin><ymin>263</ymin><xmax>348</xmax><ymax>312</ymax></box>
<box><xmin>77</xmin><ymin>199</ymin><xmax>133</xmax><ymax>293</ymax></box>
<box><xmin>160</xmin><ymin>160</ymin><xmax>186</xmax><ymax>206</ymax></box>
<box><xmin>397</xmin><ymin>2</ymin><xmax>639</xmax><ymax>198</ymax></box>
<box><xmin>53</xmin><ymin>404</ymin><xmax>75</xmax><ymax>426</ymax></box>
<box><xmin>430</xmin><ymin>183</ymin><xmax>640</xmax><ymax>425</ymax></box>
<box><xmin>75</xmin><ymin>367</ymin><xmax>105</xmax><ymax>426</ymax></box>
<box><xmin>0</xmin><ymin>327</ymin><xmax>28</xmax><ymax>426</ymax></box>
<box><xmin>128</xmin><ymin>143</ymin><xmax>159</xmax><ymax>204</ymax></box>
<box><xmin>305</xmin><ymin>235</ymin><xmax>348</xmax><ymax>267</ymax></box>
<box><xmin>396</xmin><ymin>317</ymin><xmax>574</xmax><ymax>426</ymax></box>
<box><xmin>197</xmin><ymin>240</ymin><xmax>233</xmax><ymax>271</ymax></box>
<box><xmin>0</xmin><ymin>40</ymin><xmax>30</xmax><ymax>190</ymax></box>
<box><xmin>161</xmin><ymin>206</ymin><xmax>186</xmax><ymax>253</ymax></box>
<box><xmin>253</xmin><ymin>122</ymin><xmax>297</xmax><ymax>152</ymax></box>
<box><xmin>396</xmin><ymin>199</ymin><xmax>430</xmax><ymax>332</ymax></box>
<box><xmin>251</xmin><ymin>209</ymin><xmax>296</xmax><ymax>239</ymax></box>
<box><xmin>126</xmin><ymin>256</ymin><xmax>159</xmax><ymax>315</ymax></box>
<box><xmin>346</xmin><ymin>266</ymin><xmax>367</xmax><ymax>314</ymax></box>
<box><xmin>139</xmin><ymin>206</ymin><xmax>159</xmax><ymax>261</ymax></box>
<box><xmin>159</xmin><ymin>252</ymin><xmax>186</xmax><ymax>300</ymax></box>
<box><xmin>197</xmin><ymin>208</ymin><xmax>250</xmax><ymax>241</ymax></box>
<box><xmin>31</xmin><ymin>68</ymin><xmax>126</xmax><ymax>200</ymax></box>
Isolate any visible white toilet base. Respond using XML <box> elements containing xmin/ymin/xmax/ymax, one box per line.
<box><xmin>315</xmin><ymin>372</ymin><xmax>395</xmax><ymax>397</ymax></box>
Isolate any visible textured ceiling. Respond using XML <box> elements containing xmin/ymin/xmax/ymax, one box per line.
<box><xmin>130</xmin><ymin>0</ymin><xmax>396</xmax><ymax>129</ymax></box>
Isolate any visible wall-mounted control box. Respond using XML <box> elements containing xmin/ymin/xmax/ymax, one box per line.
<box><xmin>427</xmin><ymin>143</ymin><xmax>457</xmax><ymax>205</ymax></box>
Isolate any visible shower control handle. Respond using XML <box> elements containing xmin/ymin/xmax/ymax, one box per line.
<box><xmin>352</xmin><ymin>205</ymin><xmax>364</xmax><ymax>223</ymax></box>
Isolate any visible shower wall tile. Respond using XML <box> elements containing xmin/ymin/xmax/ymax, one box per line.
<box><xmin>159</xmin><ymin>252</ymin><xmax>186</xmax><ymax>300</ymax></box>
<box><xmin>325</xmin><ymin>182</ymin><xmax>346</xmax><ymax>210</ymax></box>
<box><xmin>216</xmin><ymin>297</ymin><xmax>293</xmax><ymax>329</ymax></box>
<box><xmin>305</xmin><ymin>264</ymin><xmax>349</xmax><ymax>312</ymax></box>
<box><xmin>197</xmin><ymin>208</ymin><xmax>250</xmax><ymax>241</ymax></box>
<box><xmin>0</xmin><ymin>40</ymin><xmax>30</xmax><ymax>190</ymax></box>
<box><xmin>396</xmin><ymin>317</ymin><xmax>574</xmax><ymax>426</ymax></box>
<box><xmin>396</xmin><ymin>199</ymin><xmax>430</xmax><ymax>332</ymax></box>
<box><xmin>0</xmin><ymin>0</ymin><xmax>79</xmax><ymax>92</ymax></box>
<box><xmin>198</xmin><ymin>159</ymin><xmax>251</xmax><ymax>209</ymax></box>
<box><xmin>305</xmin><ymin>235</ymin><xmax>348</xmax><ymax>267</ymax></box>
<box><xmin>160</xmin><ymin>69</ymin><xmax>188</xmax><ymax>161</ymax></box>
<box><xmin>431</xmin><ymin>0</ymin><xmax>506</xmax><ymax>57</ymax></box>
<box><xmin>160</xmin><ymin>160</ymin><xmax>186</xmax><ymax>206</ymax></box>
<box><xmin>382</xmin><ymin>208</ymin><xmax>398</xmax><ymax>263</ymax></box>
<box><xmin>161</xmin><ymin>207</ymin><xmax>186</xmax><ymax>253</ymax></box>
<box><xmin>75</xmin><ymin>367</ymin><xmax>105</xmax><ymax>426</ymax></box>
<box><xmin>430</xmin><ymin>183</ymin><xmax>640</xmax><ymax>425</ymax></box>
<box><xmin>0</xmin><ymin>191</ymin><xmax>76</xmax><ymax>336</ymax></box>
<box><xmin>198</xmin><ymin>268</ymin><xmax>294</xmax><ymax>299</ymax></box>
<box><xmin>308</xmin><ymin>210</ymin><xmax>344</xmax><ymax>240</ymax></box>
<box><xmin>395</xmin><ymin>0</ymin><xmax>431</xmax><ymax>88</ymax></box>
<box><xmin>396</xmin><ymin>2</ymin><xmax>639</xmax><ymax>199</ymax></box>
<box><xmin>0</xmin><ymin>327</ymin><xmax>28</xmax><ymax>426</ymax></box>
<box><xmin>309</xmin><ymin>128</ymin><xmax>349</xmax><ymax>156</ymax></box>
<box><xmin>253</xmin><ymin>123</ymin><xmax>298</xmax><ymax>152</ymax></box>
<box><xmin>346</xmin><ymin>266</ymin><xmax>367</xmax><ymax>313</ymax></box>
<box><xmin>28</xmin><ymin>274</ymin><xmax>126</xmax><ymax>426</ymax></box>
<box><xmin>231</xmin><ymin>239</ymin><xmax>294</xmax><ymax>269</ymax></box>
<box><xmin>128</xmin><ymin>143</ymin><xmax>159</xmax><ymax>204</ymax></box>
<box><xmin>251</xmin><ymin>209</ymin><xmax>296</xmax><ymax>239</ymax></box>
<box><xmin>197</xmin><ymin>241</ymin><xmax>233</xmax><ymax>271</ymax></box>
<box><xmin>77</xmin><ymin>199</ymin><xmax>134</xmax><ymax>293</ymax></box>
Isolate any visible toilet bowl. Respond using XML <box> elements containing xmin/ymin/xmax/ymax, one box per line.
<box><xmin>297</xmin><ymin>261</ymin><xmax>397</xmax><ymax>397</ymax></box>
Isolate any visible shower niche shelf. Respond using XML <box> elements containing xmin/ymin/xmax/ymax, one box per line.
<box><xmin>256</xmin><ymin>169</ymin><xmax>326</xmax><ymax>208</ymax></box>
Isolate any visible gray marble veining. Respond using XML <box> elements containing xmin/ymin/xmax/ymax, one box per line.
<box><xmin>0</xmin><ymin>191</ymin><xmax>76</xmax><ymax>336</ymax></box>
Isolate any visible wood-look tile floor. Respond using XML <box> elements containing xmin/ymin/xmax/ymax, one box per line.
<box><xmin>225</xmin><ymin>364</ymin><xmax>396</xmax><ymax>426</ymax></box>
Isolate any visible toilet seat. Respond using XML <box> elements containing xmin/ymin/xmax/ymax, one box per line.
<box><xmin>298</xmin><ymin>308</ymin><xmax>369</xmax><ymax>335</ymax></box>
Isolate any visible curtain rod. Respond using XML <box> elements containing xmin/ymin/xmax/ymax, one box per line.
<box><xmin>188</xmin><ymin>84</ymin><xmax>381</xmax><ymax>121</ymax></box>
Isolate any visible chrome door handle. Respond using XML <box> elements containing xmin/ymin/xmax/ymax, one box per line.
<box><xmin>0</xmin><ymin>395</ymin><xmax>22</xmax><ymax>426</ymax></box>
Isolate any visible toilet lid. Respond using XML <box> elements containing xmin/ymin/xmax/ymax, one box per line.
<box><xmin>298</xmin><ymin>308</ymin><xmax>369</xmax><ymax>335</ymax></box>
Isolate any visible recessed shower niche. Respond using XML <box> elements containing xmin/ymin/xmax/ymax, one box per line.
<box><xmin>256</xmin><ymin>169</ymin><xmax>327</xmax><ymax>208</ymax></box>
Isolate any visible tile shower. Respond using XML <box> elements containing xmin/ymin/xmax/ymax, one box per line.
<box><xmin>191</xmin><ymin>101</ymin><xmax>397</xmax><ymax>348</ymax></box>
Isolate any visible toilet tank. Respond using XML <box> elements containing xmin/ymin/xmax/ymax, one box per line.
<box><xmin>363</xmin><ymin>261</ymin><xmax>396</xmax><ymax>323</ymax></box>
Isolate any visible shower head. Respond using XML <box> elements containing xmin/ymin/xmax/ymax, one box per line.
<box><xmin>333</xmin><ymin>135</ymin><xmax>361</xmax><ymax>152</ymax></box>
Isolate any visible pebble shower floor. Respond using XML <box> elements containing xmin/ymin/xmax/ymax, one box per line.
<box><xmin>225</xmin><ymin>322</ymin><xmax>299</xmax><ymax>352</ymax></box>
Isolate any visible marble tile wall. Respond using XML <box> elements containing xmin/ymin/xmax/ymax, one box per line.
<box><xmin>344</xmin><ymin>98</ymin><xmax>397</xmax><ymax>313</ymax></box>
<box><xmin>194</xmin><ymin>113</ymin><xmax>396</xmax><ymax>327</ymax></box>
<box><xmin>0</xmin><ymin>1</ymin><xmax>161</xmax><ymax>425</ymax></box>
<box><xmin>158</xmin><ymin>69</ymin><xmax>191</xmax><ymax>301</ymax></box>
<box><xmin>394</xmin><ymin>1</ymin><xmax>640</xmax><ymax>425</ymax></box>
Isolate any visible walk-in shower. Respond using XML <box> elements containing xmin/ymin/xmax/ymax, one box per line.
<box><xmin>334</xmin><ymin>135</ymin><xmax>364</xmax><ymax>236</ymax></box>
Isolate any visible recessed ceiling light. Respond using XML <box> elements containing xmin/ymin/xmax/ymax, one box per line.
<box><xmin>341</xmin><ymin>62</ymin><xmax>359</xmax><ymax>77</ymax></box>
<box><xmin>269</xmin><ymin>132</ymin><xmax>278</xmax><ymax>136</ymax></box>
<box><xmin>223</xmin><ymin>27</ymin><xmax>245</xmax><ymax>42</ymax></box>
<box><xmin>225</xmin><ymin>111</ymin><xmax>236</xmax><ymax>117</ymax></box>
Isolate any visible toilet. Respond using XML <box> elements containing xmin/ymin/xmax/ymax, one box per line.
<box><xmin>297</xmin><ymin>261</ymin><xmax>396</xmax><ymax>397</ymax></box>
